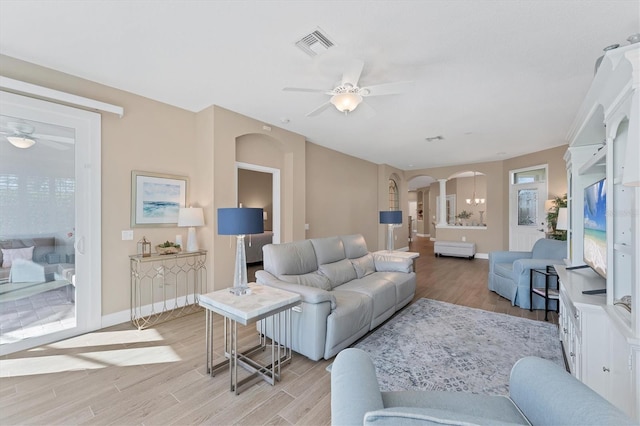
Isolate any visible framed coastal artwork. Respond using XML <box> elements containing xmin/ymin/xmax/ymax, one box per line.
<box><xmin>131</xmin><ymin>171</ymin><xmax>188</xmax><ymax>227</ymax></box>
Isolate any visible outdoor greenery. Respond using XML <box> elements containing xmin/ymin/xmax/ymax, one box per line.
<box><xmin>546</xmin><ymin>193</ymin><xmax>567</xmax><ymax>241</ymax></box>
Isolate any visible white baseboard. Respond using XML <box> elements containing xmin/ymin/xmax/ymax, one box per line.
<box><xmin>475</xmin><ymin>253</ymin><xmax>489</xmax><ymax>259</ymax></box>
<box><xmin>101</xmin><ymin>294</ymin><xmax>198</xmax><ymax>329</ymax></box>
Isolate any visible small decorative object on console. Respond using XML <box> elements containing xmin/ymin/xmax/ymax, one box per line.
<box><xmin>156</xmin><ymin>240</ymin><xmax>181</xmax><ymax>255</ymax></box>
<box><xmin>137</xmin><ymin>236</ymin><xmax>151</xmax><ymax>257</ymax></box>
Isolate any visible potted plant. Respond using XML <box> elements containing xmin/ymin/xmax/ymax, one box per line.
<box><xmin>456</xmin><ymin>210</ymin><xmax>472</xmax><ymax>226</ymax></box>
<box><xmin>156</xmin><ymin>240</ymin><xmax>181</xmax><ymax>255</ymax></box>
<box><xmin>546</xmin><ymin>194</ymin><xmax>567</xmax><ymax>240</ymax></box>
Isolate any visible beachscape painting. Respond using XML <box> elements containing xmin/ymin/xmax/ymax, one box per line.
<box><xmin>131</xmin><ymin>171</ymin><xmax>188</xmax><ymax>227</ymax></box>
<box><xmin>583</xmin><ymin>178</ymin><xmax>607</xmax><ymax>278</ymax></box>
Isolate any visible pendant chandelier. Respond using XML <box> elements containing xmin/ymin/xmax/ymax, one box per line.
<box><xmin>466</xmin><ymin>172</ymin><xmax>485</xmax><ymax>206</ymax></box>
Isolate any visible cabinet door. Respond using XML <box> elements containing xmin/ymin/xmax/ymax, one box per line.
<box><xmin>580</xmin><ymin>307</ymin><xmax>609</xmax><ymax>398</ymax></box>
<box><xmin>608</xmin><ymin>324</ymin><xmax>633</xmax><ymax>417</ymax></box>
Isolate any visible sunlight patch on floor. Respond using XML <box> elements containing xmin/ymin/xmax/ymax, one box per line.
<box><xmin>0</xmin><ymin>345</ymin><xmax>181</xmax><ymax>377</ymax></box>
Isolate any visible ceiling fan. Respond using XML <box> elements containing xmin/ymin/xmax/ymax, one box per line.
<box><xmin>0</xmin><ymin>121</ymin><xmax>74</xmax><ymax>150</ymax></box>
<box><xmin>283</xmin><ymin>58</ymin><xmax>413</xmax><ymax>117</ymax></box>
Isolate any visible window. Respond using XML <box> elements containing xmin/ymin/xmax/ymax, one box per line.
<box><xmin>388</xmin><ymin>179</ymin><xmax>399</xmax><ymax>210</ymax></box>
<box><xmin>513</xmin><ymin>168</ymin><xmax>546</xmax><ymax>184</ymax></box>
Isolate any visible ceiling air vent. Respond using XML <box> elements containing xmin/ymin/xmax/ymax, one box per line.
<box><xmin>295</xmin><ymin>28</ymin><xmax>335</xmax><ymax>57</ymax></box>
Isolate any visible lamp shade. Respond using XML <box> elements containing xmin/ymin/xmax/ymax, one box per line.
<box><xmin>218</xmin><ymin>207</ymin><xmax>264</xmax><ymax>235</ymax></box>
<box><xmin>379</xmin><ymin>210</ymin><xmax>402</xmax><ymax>224</ymax></box>
<box><xmin>178</xmin><ymin>207</ymin><xmax>205</xmax><ymax>227</ymax></box>
<box><xmin>556</xmin><ymin>207</ymin><xmax>568</xmax><ymax>231</ymax></box>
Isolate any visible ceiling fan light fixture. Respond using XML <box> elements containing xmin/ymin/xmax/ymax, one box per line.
<box><xmin>330</xmin><ymin>92</ymin><xmax>363</xmax><ymax>113</ymax></box>
<box><xmin>7</xmin><ymin>136</ymin><xmax>35</xmax><ymax>149</ymax></box>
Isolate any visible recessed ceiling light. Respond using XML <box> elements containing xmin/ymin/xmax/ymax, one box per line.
<box><xmin>280</xmin><ymin>118</ymin><xmax>290</xmax><ymax>124</ymax></box>
<box><xmin>425</xmin><ymin>135</ymin><xmax>444</xmax><ymax>142</ymax></box>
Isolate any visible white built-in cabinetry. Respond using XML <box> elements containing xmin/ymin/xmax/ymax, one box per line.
<box><xmin>561</xmin><ymin>43</ymin><xmax>639</xmax><ymax>420</ymax></box>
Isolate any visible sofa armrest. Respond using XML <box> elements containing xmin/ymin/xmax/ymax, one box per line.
<box><xmin>331</xmin><ymin>348</ymin><xmax>385</xmax><ymax>426</ymax></box>
<box><xmin>510</xmin><ymin>357</ymin><xmax>635</xmax><ymax>425</ymax></box>
<box><xmin>512</xmin><ymin>258</ymin><xmax>560</xmax><ymax>278</ymax></box>
<box><xmin>373</xmin><ymin>254</ymin><xmax>413</xmax><ymax>273</ymax></box>
<box><xmin>255</xmin><ymin>270</ymin><xmax>336</xmax><ymax>309</ymax></box>
<box><xmin>489</xmin><ymin>251</ymin><xmax>532</xmax><ymax>270</ymax></box>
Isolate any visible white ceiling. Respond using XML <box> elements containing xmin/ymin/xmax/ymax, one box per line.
<box><xmin>1</xmin><ymin>1</ymin><xmax>638</xmax><ymax>170</ymax></box>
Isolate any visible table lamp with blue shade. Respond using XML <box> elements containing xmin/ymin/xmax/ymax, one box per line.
<box><xmin>380</xmin><ymin>210</ymin><xmax>402</xmax><ymax>251</ymax></box>
<box><xmin>218</xmin><ymin>207</ymin><xmax>264</xmax><ymax>295</ymax></box>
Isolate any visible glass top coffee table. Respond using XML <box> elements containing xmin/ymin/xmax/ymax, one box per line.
<box><xmin>199</xmin><ymin>283</ymin><xmax>301</xmax><ymax>395</ymax></box>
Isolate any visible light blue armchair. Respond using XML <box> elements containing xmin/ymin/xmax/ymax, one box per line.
<box><xmin>488</xmin><ymin>239</ymin><xmax>566</xmax><ymax>310</ymax></box>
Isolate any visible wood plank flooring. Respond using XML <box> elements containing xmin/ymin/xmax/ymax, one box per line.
<box><xmin>0</xmin><ymin>237</ymin><xmax>557</xmax><ymax>425</ymax></box>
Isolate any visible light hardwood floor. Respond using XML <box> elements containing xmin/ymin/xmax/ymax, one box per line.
<box><xmin>0</xmin><ymin>237</ymin><xmax>557</xmax><ymax>425</ymax></box>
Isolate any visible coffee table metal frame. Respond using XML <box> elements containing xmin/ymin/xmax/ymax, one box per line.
<box><xmin>199</xmin><ymin>284</ymin><xmax>301</xmax><ymax>395</ymax></box>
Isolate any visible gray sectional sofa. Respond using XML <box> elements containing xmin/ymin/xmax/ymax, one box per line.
<box><xmin>0</xmin><ymin>236</ymin><xmax>72</xmax><ymax>282</ymax></box>
<box><xmin>255</xmin><ymin>234</ymin><xmax>416</xmax><ymax>361</ymax></box>
<box><xmin>331</xmin><ymin>348</ymin><xmax>636</xmax><ymax>426</ymax></box>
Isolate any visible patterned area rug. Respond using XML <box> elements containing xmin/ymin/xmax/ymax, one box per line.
<box><xmin>353</xmin><ymin>298</ymin><xmax>563</xmax><ymax>395</ymax></box>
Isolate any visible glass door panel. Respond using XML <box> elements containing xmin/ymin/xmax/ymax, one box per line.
<box><xmin>0</xmin><ymin>114</ymin><xmax>77</xmax><ymax>345</ymax></box>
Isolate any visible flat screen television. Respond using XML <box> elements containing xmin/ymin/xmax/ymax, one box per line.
<box><xmin>583</xmin><ymin>178</ymin><xmax>607</xmax><ymax>279</ymax></box>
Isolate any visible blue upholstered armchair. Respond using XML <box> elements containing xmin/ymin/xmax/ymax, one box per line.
<box><xmin>488</xmin><ymin>239</ymin><xmax>566</xmax><ymax>309</ymax></box>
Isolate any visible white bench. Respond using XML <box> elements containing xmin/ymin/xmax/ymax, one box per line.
<box><xmin>434</xmin><ymin>241</ymin><xmax>476</xmax><ymax>259</ymax></box>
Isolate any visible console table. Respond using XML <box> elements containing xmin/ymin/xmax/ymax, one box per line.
<box><xmin>129</xmin><ymin>250</ymin><xmax>206</xmax><ymax>330</ymax></box>
<box><xmin>199</xmin><ymin>284</ymin><xmax>301</xmax><ymax>395</ymax></box>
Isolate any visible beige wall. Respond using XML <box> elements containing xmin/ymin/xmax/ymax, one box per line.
<box><xmin>408</xmin><ymin>161</ymin><xmax>505</xmax><ymax>254</ymax></box>
<box><xmin>196</xmin><ymin>106</ymin><xmax>306</xmax><ymax>290</ymax></box>
<box><xmin>306</xmin><ymin>142</ymin><xmax>380</xmax><ymax>248</ymax></box>
<box><xmin>0</xmin><ymin>53</ymin><xmax>569</xmax><ymax>319</ymax></box>
<box><xmin>407</xmin><ymin>145</ymin><xmax>567</xmax><ymax>253</ymax></box>
<box><xmin>0</xmin><ymin>55</ymin><xmax>198</xmax><ymax>316</ymax></box>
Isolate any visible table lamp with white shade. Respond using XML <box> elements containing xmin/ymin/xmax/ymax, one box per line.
<box><xmin>178</xmin><ymin>207</ymin><xmax>205</xmax><ymax>252</ymax></box>
<box><xmin>218</xmin><ymin>207</ymin><xmax>264</xmax><ymax>295</ymax></box>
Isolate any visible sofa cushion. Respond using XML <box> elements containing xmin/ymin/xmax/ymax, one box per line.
<box><xmin>338</xmin><ymin>275</ymin><xmax>397</xmax><ymax>327</ymax></box>
<box><xmin>351</xmin><ymin>253</ymin><xmax>376</xmax><ymax>278</ymax></box>
<box><xmin>531</xmin><ymin>238</ymin><xmax>566</xmax><ymax>260</ymax></box>
<box><xmin>325</xmin><ymin>290</ymin><xmax>373</xmax><ymax>351</ymax></box>
<box><xmin>341</xmin><ymin>234</ymin><xmax>369</xmax><ymax>259</ymax></box>
<box><xmin>319</xmin><ymin>258</ymin><xmax>357</xmax><ymax>288</ymax></box>
<box><xmin>310</xmin><ymin>236</ymin><xmax>346</xmax><ymax>265</ymax></box>
<box><xmin>1</xmin><ymin>246</ymin><xmax>35</xmax><ymax>268</ymax></box>
<box><xmin>364</xmin><ymin>407</ymin><xmax>527</xmax><ymax>426</ymax></box>
<box><xmin>376</xmin><ymin>271</ymin><xmax>416</xmax><ymax>308</ymax></box>
<box><xmin>263</xmin><ymin>240</ymin><xmax>318</xmax><ymax>276</ymax></box>
<box><xmin>278</xmin><ymin>271</ymin><xmax>331</xmax><ymax>291</ymax></box>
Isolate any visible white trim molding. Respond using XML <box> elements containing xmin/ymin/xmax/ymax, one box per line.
<box><xmin>0</xmin><ymin>76</ymin><xmax>124</xmax><ymax>117</ymax></box>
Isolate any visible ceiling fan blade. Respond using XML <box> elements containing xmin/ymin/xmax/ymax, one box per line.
<box><xmin>306</xmin><ymin>102</ymin><xmax>333</xmax><ymax>117</ymax></box>
<box><xmin>356</xmin><ymin>101</ymin><xmax>376</xmax><ymax>119</ymax></box>
<box><xmin>38</xmin><ymin>139</ymin><xmax>70</xmax><ymax>150</ymax></box>
<box><xmin>360</xmin><ymin>81</ymin><xmax>414</xmax><ymax>97</ymax></box>
<box><xmin>31</xmin><ymin>133</ymin><xmax>74</xmax><ymax>144</ymax></box>
<box><xmin>341</xmin><ymin>58</ymin><xmax>364</xmax><ymax>87</ymax></box>
<box><xmin>283</xmin><ymin>87</ymin><xmax>328</xmax><ymax>94</ymax></box>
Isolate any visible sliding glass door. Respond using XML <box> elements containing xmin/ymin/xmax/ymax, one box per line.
<box><xmin>0</xmin><ymin>92</ymin><xmax>101</xmax><ymax>355</ymax></box>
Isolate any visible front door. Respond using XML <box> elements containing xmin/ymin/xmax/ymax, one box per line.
<box><xmin>509</xmin><ymin>166</ymin><xmax>548</xmax><ymax>251</ymax></box>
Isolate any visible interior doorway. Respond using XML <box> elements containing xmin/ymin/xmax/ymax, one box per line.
<box><xmin>236</xmin><ymin>162</ymin><xmax>280</xmax><ymax>244</ymax></box>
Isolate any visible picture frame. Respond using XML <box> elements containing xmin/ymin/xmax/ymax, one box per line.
<box><xmin>131</xmin><ymin>170</ymin><xmax>189</xmax><ymax>227</ymax></box>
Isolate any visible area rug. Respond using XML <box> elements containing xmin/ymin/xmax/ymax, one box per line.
<box><xmin>352</xmin><ymin>298</ymin><xmax>563</xmax><ymax>395</ymax></box>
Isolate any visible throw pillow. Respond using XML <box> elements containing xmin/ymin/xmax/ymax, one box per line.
<box><xmin>350</xmin><ymin>253</ymin><xmax>375</xmax><ymax>278</ymax></box>
<box><xmin>1</xmin><ymin>246</ymin><xmax>35</xmax><ymax>268</ymax></box>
